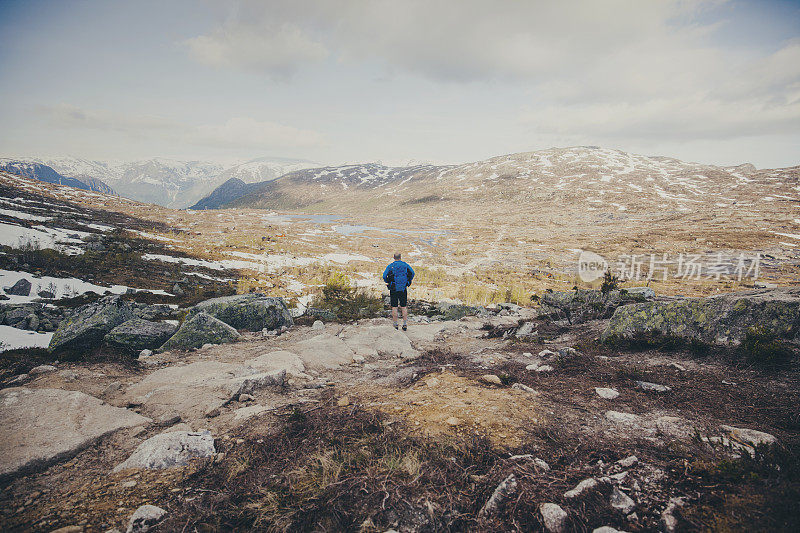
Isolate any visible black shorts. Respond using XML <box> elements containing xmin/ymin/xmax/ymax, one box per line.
<box><xmin>390</xmin><ymin>289</ymin><xmax>408</xmax><ymax>307</ymax></box>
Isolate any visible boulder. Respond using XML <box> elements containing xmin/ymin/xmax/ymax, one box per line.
<box><xmin>114</xmin><ymin>430</ymin><xmax>215</xmax><ymax>472</ymax></box>
<box><xmin>126</xmin><ymin>504</ymin><xmax>166</xmax><ymax>533</ymax></box>
<box><xmin>0</xmin><ymin>387</ymin><xmax>150</xmax><ymax>479</ymax></box>
<box><xmin>6</xmin><ymin>278</ymin><xmax>32</xmax><ymax>296</ymax></box>
<box><xmin>540</xmin><ymin>503</ymin><xmax>568</xmax><ymax>533</ymax></box>
<box><xmin>159</xmin><ymin>312</ymin><xmax>240</xmax><ymax>351</ymax></box>
<box><xmin>104</xmin><ymin>318</ymin><xmax>178</xmax><ymax>351</ymax></box>
<box><xmin>539</xmin><ymin>288</ymin><xmax>648</xmax><ymax>324</ymax></box>
<box><xmin>187</xmin><ymin>293</ymin><xmax>293</xmax><ymax>331</ymax></box>
<box><xmin>602</xmin><ymin>288</ymin><xmax>800</xmax><ymax>348</ymax></box>
<box><xmin>48</xmin><ymin>296</ymin><xmax>134</xmax><ymax>354</ymax></box>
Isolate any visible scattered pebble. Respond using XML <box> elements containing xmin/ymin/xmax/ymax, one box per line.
<box><xmin>595</xmin><ymin>387</ymin><xmax>620</xmax><ymax>400</ymax></box>
<box><xmin>480</xmin><ymin>374</ymin><xmax>503</xmax><ymax>386</ymax></box>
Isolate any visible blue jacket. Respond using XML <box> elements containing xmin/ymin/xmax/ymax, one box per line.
<box><xmin>383</xmin><ymin>260</ymin><xmax>414</xmax><ymax>291</ymax></box>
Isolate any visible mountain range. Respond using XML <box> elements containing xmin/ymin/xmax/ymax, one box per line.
<box><xmin>191</xmin><ymin>146</ymin><xmax>799</xmax><ymax>218</ymax></box>
<box><xmin>0</xmin><ymin>156</ymin><xmax>319</xmax><ymax>208</ymax></box>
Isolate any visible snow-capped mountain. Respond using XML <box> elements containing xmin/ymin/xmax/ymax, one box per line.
<box><xmin>8</xmin><ymin>156</ymin><xmax>319</xmax><ymax>209</ymax></box>
<box><xmin>0</xmin><ymin>159</ymin><xmax>116</xmax><ymax>194</ymax></box>
<box><xmin>217</xmin><ymin>157</ymin><xmax>319</xmax><ymax>184</ymax></box>
<box><xmin>196</xmin><ymin>146</ymin><xmax>799</xmax><ymax>214</ymax></box>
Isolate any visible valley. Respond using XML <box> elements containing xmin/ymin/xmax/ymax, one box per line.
<box><xmin>0</xmin><ymin>147</ymin><xmax>799</xmax><ymax>532</ymax></box>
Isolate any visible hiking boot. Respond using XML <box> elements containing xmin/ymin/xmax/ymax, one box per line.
<box><xmin>402</xmin><ymin>324</ymin><xmax>407</xmax><ymax>331</ymax></box>
<box><xmin>393</xmin><ymin>324</ymin><xmax>399</xmax><ymax>330</ymax></box>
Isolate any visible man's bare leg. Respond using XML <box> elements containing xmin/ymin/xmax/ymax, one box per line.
<box><xmin>391</xmin><ymin>306</ymin><xmax>398</xmax><ymax>328</ymax></box>
<box><xmin>401</xmin><ymin>306</ymin><xmax>408</xmax><ymax>327</ymax></box>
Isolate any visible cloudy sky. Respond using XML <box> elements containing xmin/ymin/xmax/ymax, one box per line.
<box><xmin>0</xmin><ymin>0</ymin><xmax>798</xmax><ymax>167</ymax></box>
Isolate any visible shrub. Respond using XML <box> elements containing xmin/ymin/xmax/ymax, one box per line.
<box><xmin>600</xmin><ymin>270</ymin><xmax>620</xmax><ymax>295</ymax></box>
<box><xmin>311</xmin><ymin>273</ymin><xmax>382</xmax><ymax>321</ymax></box>
<box><xmin>740</xmin><ymin>326</ymin><xmax>794</xmax><ymax>368</ymax></box>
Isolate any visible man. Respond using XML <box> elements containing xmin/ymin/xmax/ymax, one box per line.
<box><xmin>382</xmin><ymin>252</ymin><xmax>415</xmax><ymax>331</ymax></box>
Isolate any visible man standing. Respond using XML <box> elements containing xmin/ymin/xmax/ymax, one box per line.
<box><xmin>383</xmin><ymin>252</ymin><xmax>415</xmax><ymax>331</ymax></box>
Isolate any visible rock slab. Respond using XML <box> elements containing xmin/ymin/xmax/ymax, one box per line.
<box><xmin>0</xmin><ymin>387</ymin><xmax>150</xmax><ymax>479</ymax></box>
<box><xmin>602</xmin><ymin>288</ymin><xmax>800</xmax><ymax>348</ymax></box>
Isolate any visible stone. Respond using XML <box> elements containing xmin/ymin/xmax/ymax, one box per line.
<box><xmin>479</xmin><ymin>474</ymin><xmax>517</xmax><ymax>517</ymax></box>
<box><xmin>595</xmin><ymin>387</ymin><xmax>620</xmax><ymax>400</ymax></box>
<box><xmin>539</xmin><ymin>503</ymin><xmax>568</xmax><ymax>533</ymax></box>
<box><xmin>656</xmin><ymin>416</ymin><xmax>696</xmax><ymax>440</ymax></box>
<box><xmin>610</xmin><ymin>487</ymin><xmax>636</xmax><ymax>514</ymax></box>
<box><xmin>445</xmin><ymin>416</ymin><xmax>461</xmax><ymax>426</ymax></box>
<box><xmin>126</xmin><ymin>504</ymin><xmax>166</xmax><ymax>533</ymax></box>
<box><xmin>232</xmin><ymin>370</ymin><xmax>286</xmax><ymax>396</ymax></box>
<box><xmin>7</xmin><ymin>373</ymin><xmax>30</xmax><ymax>385</ymax></box>
<box><xmin>28</xmin><ymin>364</ymin><xmax>57</xmax><ymax>375</ymax></box>
<box><xmin>602</xmin><ymin>288</ymin><xmax>800</xmax><ymax>349</ymax></box>
<box><xmin>617</xmin><ymin>455</ymin><xmax>638</xmax><ymax>468</ymax></box>
<box><xmin>660</xmin><ymin>497</ymin><xmax>686</xmax><ymax>533</ymax></box>
<box><xmin>114</xmin><ymin>430</ymin><xmax>215</xmax><ymax>472</ymax></box>
<box><xmin>480</xmin><ymin>374</ymin><xmax>503</xmax><ymax>385</ymax></box>
<box><xmin>50</xmin><ymin>527</ymin><xmax>83</xmax><ymax>533</ymax></box>
<box><xmin>104</xmin><ymin>319</ymin><xmax>178</xmax><ymax>352</ymax></box>
<box><xmin>102</xmin><ymin>381</ymin><xmax>123</xmax><ymax>396</ymax></box>
<box><xmin>606</xmin><ymin>411</ymin><xmax>643</xmax><ymax>426</ymax></box>
<box><xmin>557</xmin><ymin>347</ymin><xmax>579</xmax><ymax>360</ymax></box>
<box><xmin>515</xmin><ymin>321</ymin><xmax>537</xmax><ymax>338</ymax></box>
<box><xmin>49</xmin><ymin>296</ymin><xmax>134</xmax><ymax>354</ymax></box>
<box><xmin>58</xmin><ymin>369</ymin><xmax>78</xmax><ymax>381</ymax></box>
<box><xmin>536</xmin><ymin>365</ymin><xmax>554</xmax><ymax>372</ymax></box>
<box><xmin>512</xmin><ymin>382</ymin><xmax>538</xmax><ymax>394</ymax></box>
<box><xmin>187</xmin><ymin>293</ymin><xmax>293</xmax><ymax>332</ymax></box>
<box><xmin>564</xmin><ymin>477</ymin><xmax>601</xmax><ymax>499</ymax></box>
<box><xmin>538</xmin><ymin>349</ymin><xmax>558</xmax><ymax>358</ymax></box>
<box><xmin>139</xmin><ymin>349</ymin><xmax>153</xmax><ymax>358</ymax></box>
<box><xmin>593</xmin><ymin>527</ymin><xmax>628</xmax><ymax>533</ymax></box>
<box><xmin>159</xmin><ymin>312</ymin><xmax>240</xmax><ymax>351</ymax></box>
<box><xmin>0</xmin><ymin>387</ymin><xmax>149</xmax><ymax>478</ymax></box>
<box><xmin>238</xmin><ymin>393</ymin><xmax>254</xmax><ymax>402</ymax></box>
<box><xmin>720</xmin><ymin>425</ymin><xmax>778</xmax><ymax>448</ymax></box>
<box><xmin>172</xmin><ymin>283</ymin><xmax>185</xmax><ymax>297</ymax></box>
<box><xmin>311</xmin><ymin>320</ymin><xmax>325</xmax><ymax>331</ymax></box>
<box><xmin>635</xmin><ymin>381</ymin><xmax>671</xmax><ymax>393</ymax></box>
<box><xmin>232</xmin><ymin>404</ymin><xmax>268</xmax><ymax>422</ymax></box>
<box><xmin>5</xmin><ymin>278</ymin><xmax>32</xmax><ymax>296</ymax></box>
<box><xmin>337</xmin><ymin>396</ymin><xmax>351</xmax><ymax>407</ymax></box>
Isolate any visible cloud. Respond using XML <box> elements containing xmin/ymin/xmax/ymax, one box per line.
<box><xmin>182</xmin><ymin>0</ymin><xmax>799</xmax><ymax>144</ymax></box>
<box><xmin>37</xmin><ymin>104</ymin><xmax>324</xmax><ymax>151</ymax></box>
<box><xmin>184</xmin><ymin>23</ymin><xmax>328</xmax><ymax>79</ymax></box>
<box><xmin>182</xmin><ymin>0</ymin><xmax>727</xmax><ymax>83</ymax></box>
<box><xmin>37</xmin><ymin>103</ymin><xmax>176</xmax><ymax>134</ymax></box>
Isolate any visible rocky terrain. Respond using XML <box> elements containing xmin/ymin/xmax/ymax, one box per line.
<box><xmin>0</xmin><ymin>150</ymin><xmax>798</xmax><ymax>532</ymax></box>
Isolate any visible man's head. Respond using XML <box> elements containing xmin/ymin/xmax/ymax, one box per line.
<box><xmin>394</xmin><ymin>252</ymin><xmax>401</xmax><ymax>261</ymax></box>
